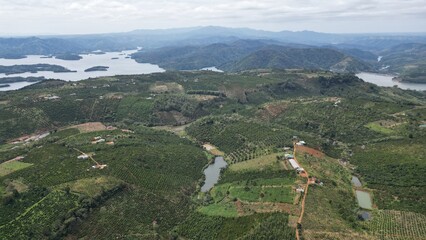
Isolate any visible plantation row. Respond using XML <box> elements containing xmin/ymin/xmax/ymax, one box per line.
<box><xmin>187</xmin><ymin>116</ymin><xmax>297</xmax><ymax>159</ymax></box>
<box><xmin>0</xmin><ymin>126</ymin><xmax>209</xmax><ymax>238</ymax></box>
<box><xmin>365</xmin><ymin>210</ymin><xmax>426</xmax><ymax>240</ymax></box>
<box><xmin>175</xmin><ymin>212</ymin><xmax>295</xmax><ymax>239</ymax></box>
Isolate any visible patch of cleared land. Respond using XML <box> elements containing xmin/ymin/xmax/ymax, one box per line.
<box><xmin>228</xmin><ymin>153</ymin><xmax>281</xmax><ymax>172</ymax></box>
<box><xmin>0</xmin><ymin>161</ymin><xmax>33</xmax><ymax>177</ymax></box>
<box><xmin>365</xmin><ymin>122</ymin><xmax>396</xmax><ymax>134</ymax></box>
<box><xmin>58</xmin><ymin>176</ymin><xmax>124</xmax><ymax>197</ymax></box>
<box><xmin>189</xmin><ymin>94</ymin><xmax>218</xmax><ymax>102</ymax></box>
<box><xmin>198</xmin><ymin>202</ymin><xmax>239</xmax><ymax>218</ymax></box>
<box><xmin>149</xmin><ymin>82</ymin><xmax>184</xmax><ymax>93</ymax></box>
<box><xmin>66</xmin><ymin>122</ymin><xmax>109</xmax><ymax>133</ymax></box>
<box><xmin>202</xmin><ymin>143</ymin><xmax>224</xmax><ymax>156</ymax></box>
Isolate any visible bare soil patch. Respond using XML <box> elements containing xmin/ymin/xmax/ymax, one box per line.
<box><xmin>149</xmin><ymin>82</ymin><xmax>184</xmax><ymax>94</ymax></box>
<box><xmin>67</xmin><ymin>122</ymin><xmax>109</xmax><ymax>133</ymax></box>
<box><xmin>296</xmin><ymin>146</ymin><xmax>325</xmax><ymax>158</ymax></box>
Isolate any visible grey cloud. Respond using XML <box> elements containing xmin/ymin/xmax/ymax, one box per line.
<box><xmin>0</xmin><ymin>0</ymin><xmax>425</xmax><ymax>34</ymax></box>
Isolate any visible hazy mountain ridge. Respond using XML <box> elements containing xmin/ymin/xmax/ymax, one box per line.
<box><xmin>1</xmin><ymin>26</ymin><xmax>426</xmax><ymax>58</ymax></box>
<box><xmin>132</xmin><ymin>40</ymin><xmax>372</xmax><ymax>72</ymax></box>
<box><xmin>222</xmin><ymin>45</ymin><xmax>372</xmax><ymax>72</ymax></box>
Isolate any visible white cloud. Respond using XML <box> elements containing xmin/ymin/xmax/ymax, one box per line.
<box><xmin>0</xmin><ymin>0</ymin><xmax>425</xmax><ymax>35</ymax></box>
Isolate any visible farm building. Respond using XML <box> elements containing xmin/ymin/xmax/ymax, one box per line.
<box><xmin>289</xmin><ymin>159</ymin><xmax>300</xmax><ymax>169</ymax></box>
<box><xmin>92</xmin><ymin>139</ymin><xmax>105</xmax><ymax>144</ymax></box>
<box><xmin>285</xmin><ymin>154</ymin><xmax>294</xmax><ymax>159</ymax></box>
<box><xmin>296</xmin><ymin>141</ymin><xmax>306</xmax><ymax>146</ymax></box>
<box><xmin>77</xmin><ymin>154</ymin><xmax>89</xmax><ymax>160</ymax></box>
<box><xmin>289</xmin><ymin>159</ymin><xmax>305</xmax><ymax>173</ymax></box>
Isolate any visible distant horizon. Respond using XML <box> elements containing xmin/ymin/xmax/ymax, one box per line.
<box><xmin>1</xmin><ymin>0</ymin><xmax>425</xmax><ymax>36</ymax></box>
<box><xmin>1</xmin><ymin>25</ymin><xmax>426</xmax><ymax>38</ymax></box>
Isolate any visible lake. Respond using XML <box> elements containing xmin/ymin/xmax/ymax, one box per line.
<box><xmin>356</xmin><ymin>72</ymin><xmax>426</xmax><ymax>91</ymax></box>
<box><xmin>356</xmin><ymin>190</ymin><xmax>373</xmax><ymax>210</ymax></box>
<box><xmin>0</xmin><ymin>49</ymin><xmax>164</xmax><ymax>91</ymax></box>
<box><xmin>201</xmin><ymin>156</ymin><xmax>228</xmax><ymax>192</ymax></box>
<box><xmin>351</xmin><ymin>176</ymin><xmax>362</xmax><ymax>187</ymax></box>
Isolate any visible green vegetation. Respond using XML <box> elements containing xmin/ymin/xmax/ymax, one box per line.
<box><xmin>84</xmin><ymin>66</ymin><xmax>109</xmax><ymax>72</ymax></box>
<box><xmin>363</xmin><ymin>210</ymin><xmax>426</xmax><ymax>240</ymax></box>
<box><xmin>54</xmin><ymin>53</ymin><xmax>82</xmax><ymax>60</ymax></box>
<box><xmin>176</xmin><ymin>212</ymin><xmax>295</xmax><ymax>240</ymax></box>
<box><xmin>0</xmin><ymin>161</ymin><xmax>33</xmax><ymax>177</ymax></box>
<box><xmin>132</xmin><ymin>40</ymin><xmax>371</xmax><ymax>72</ymax></box>
<box><xmin>352</xmin><ymin>139</ymin><xmax>426</xmax><ymax>214</ymax></box>
<box><xmin>0</xmin><ymin>69</ymin><xmax>425</xmax><ymax>239</ymax></box>
<box><xmin>198</xmin><ymin>202</ymin><xmax>239</xmax><ymax>217</ymax></box>
<box><xmin>228</xmin><ymin>153</ymin><xmax>282</xmax><ymax>172</ymax></box>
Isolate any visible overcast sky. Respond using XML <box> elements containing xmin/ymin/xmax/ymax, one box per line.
<box><xmin>1</xmin><ymin>0</ymin><xmax>425</xmax><ymax>35</ymax></box>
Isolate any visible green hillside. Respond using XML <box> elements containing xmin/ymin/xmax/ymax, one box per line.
<box><xmin>0</xmin><ymin>70</ymin><xmax>425</xmax><ymax>239</ymax></box>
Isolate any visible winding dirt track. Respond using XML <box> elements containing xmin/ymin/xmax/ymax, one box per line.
<box><xmin>294</xmin><ymin>144</ymin><xmax>309</xmax><ymax>240</ymax></box>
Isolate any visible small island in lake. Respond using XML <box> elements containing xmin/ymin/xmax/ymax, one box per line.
<box><xmin>0</xmin><ymin>53</ymin><xmax>27</xmax><ymax>59</ymax></box>
<box><xmin>0</xmin><ymin>84</ymin><xmax>10</xmax><ymax>88</ymax></box>
<box><xmin>0</xmin><ymin>76</ymin><xmax>46</xmax><ymax>84</ymax></box>
<box><xmin>0</xmin><ymin>64</ymin><xmax>74</xmax><ymax>75</ymax></box>
<box><xmin>84</xmin><ymin>66</ymin><xmax>109</xmax><ymax>72</ymax></box>
<box><xmin>54</xmin><ymin>53</ymin><xmax>82</xmax><ymax>60</ymax></box>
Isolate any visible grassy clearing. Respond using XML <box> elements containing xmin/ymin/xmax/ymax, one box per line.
<box><xmin>0</xmin><ymin>161</ymin><xmax>33</xmax><ymax>177</ymax></box>
<box><xmin>365</xmin><ymin>122</ymin><xmax>395</xmax><ymax>134</ymax></box>
<box><xmin>211</xmin><ymin>177</ymin><xmax>296</xmax><ymax>204</ymax></box>
<box><xmin>228</xmin><ymin>153</ymin><xmax>281</xmax><ymax>172</ymax></box>
<box><xmin>198</xmin><ymin>202</ymin><xmax>239</xmax><ymax>218</ymax></box>
<box><xmin>57</xmin><ymin>176</ymin><xmax>124</xmax><ymax>197</ymax></box>
<box><xmin>8</xmin><ymin>179</ymin><xmax>29</xmax><ymax>193</ymax></box>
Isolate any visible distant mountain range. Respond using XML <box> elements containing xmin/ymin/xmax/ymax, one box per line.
<box><xmin>0</xmin><ymin>26</ymin><xmax>425</xmax><ymax>76</ymax></box>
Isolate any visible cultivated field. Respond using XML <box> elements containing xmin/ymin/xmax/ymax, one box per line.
<box><xmin>364</xmin><ymin>210</ymin><xmax>426</xmax><ymax>240</ymax></box>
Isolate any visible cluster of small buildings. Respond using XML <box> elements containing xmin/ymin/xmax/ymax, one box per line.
<box><xmin>121</xmin><ymin>129</ymin><xmax>134</xmax><ymax>133</ymax></box>
<box><xmin>92</xmin><ymin>164</ymin><xmax>107</xmax><ymax>169</ymax></box>
<box><xmin>9</xmin><ymin>132</ymin><xmax>50</xmax><ymax>145</ymax></box>
<box><xmin>43</xmin><ymin>95</ymin><xmax>60</xmax><ymax>100</ymax></box>
<box><xmin>77</xmin><ymin>154</ymin><xmax>89</xmax><ymax>160</ymax></box>
<box><xmin>92</xmin><ymin>136</ymin><xmax>106</xmax><ymax>144</ymax></box>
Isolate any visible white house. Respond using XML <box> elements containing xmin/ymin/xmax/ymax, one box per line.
<box><xmin>77</xmin><ymin>154</ymin><xmax>89</xmax><ymax>160</ymax></box>
<box><xmin>289</xmin><ymin>159</ymin><xmax>300</xmax><ymax>169</ymax></box>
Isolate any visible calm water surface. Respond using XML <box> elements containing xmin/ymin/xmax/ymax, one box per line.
<box><xmin>0</xmin><ymin>49</ymin><xmax>164</xmax><ymax>91</ymax></box>
<box><xmin>356</xmin><ymin>72</ymin><xmax>426</xmax><ymax>91</ymax></box>
<box><xmin>201</xmin><ymin>156</ymin><xmax>227</xmax><ymax>192</ymax></box>
<box><xmin>351</xmin><ymin>176</ymin><xmax>362</xmax><ymax>187</ymax></box>
<box><xmin>356</xmin><ymin>190</ymin><xmax>373</xmax><ymax>210</ymax></box>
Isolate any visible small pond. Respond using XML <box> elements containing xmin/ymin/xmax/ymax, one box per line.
<box><xmin>356</xmin><ymin>190</ymin><xmax>373</xmax><ymax>210</ymax></box>
<box><xmin>201</xmin><ymin>156</ymin><xmax>227</xmax><ymax>192</ymax></box>
<box><xmin>351</xmin><ymin>176</ymin><xmax>362</xmax><ymax>187</ymax></box>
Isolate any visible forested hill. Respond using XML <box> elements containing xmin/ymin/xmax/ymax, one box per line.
<box><xmin>132</xmin><ymin>41</ymin><xmax>372</xmax><ymax>72</ymax></box>
<box><xmin>221</xmin><ymin>46</ymin><xmax>372</xmax><ymax>72</ymax></box>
